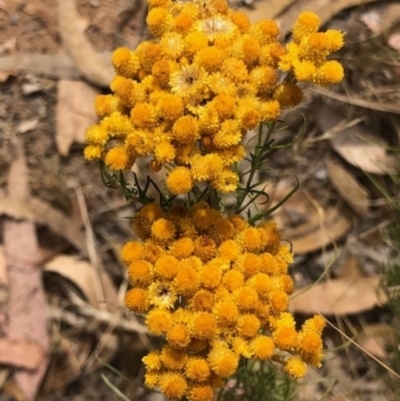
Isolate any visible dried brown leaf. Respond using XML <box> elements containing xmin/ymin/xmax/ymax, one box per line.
<box><xmin>56</xmin><ymin>80</ymin><xmax>99</xmax><ymax>156</ymax></box>
<box><xmin>0</xmin><ymin>339</ymin><xmax>45</xmax><ymax>370</ymax></box>
<box><xmin>317</xmin><ymin>105</ymin><xmax>400</xmax><ymax>174</ymax></box>
<box><xmin>356</xmin><ymin>323</ymin><xmax>394</xmax><ymax>359</ymax></box>
<box><xmin>44</xmin><ymin>254</ymin><xmax>118</xmax><ymax>311</ymax></box>
<box><xmin>290</xmin><ymin>276</ymin><xmax>385</xmax><ymax>315</ymax></box>
<box><xmin>57</xmin><ymin>0</ymin><xmax>113</xmax><ymax>86</ymax></box>
<box><xmin>272</xmin><ymin>189</ymin><xmax>353</xmax><ymax>254</ymax></box>
<box><xmin>0</xmin><ymin>196</ymin><xmax>87</xmax><ymax>255</ymax></box>
<box><xmin>326</xmin><ymin>157</ymin><xmax>371</xmax><ymax>217</ymax></box>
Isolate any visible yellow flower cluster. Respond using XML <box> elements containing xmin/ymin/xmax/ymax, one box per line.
<box><xmin>121</xmin><ymin>201</ymin><xmax>325</xmax><ymax>400</ymax></box>
<box><xmin>279</xmin><ymin>11</ymin><xmax>345</xmax><ymax>86</ymax></box>
<box><xmin>84</xmin><ymin>0</ymin><xmax>344</xmax><ymax>195</ymax></box>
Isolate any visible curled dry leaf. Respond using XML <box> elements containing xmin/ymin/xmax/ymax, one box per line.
<box><xmin>326</xmin><ymin>157</ymin><xmax>371</xmax><ymax>217</ymax></box>
<box><xmin>56</xmin><ymin>80</ymin><xmax>99</xmax><ymax>156</ymax></box>
<box><xmin>0</xmin><ymin>196</ymin><xmax>87</xmax><ymax>255</ymax></box>
<box><xmin>44</xmin><ymin>254</ymin><xmax>118</xmax><ymax>311</ymax></box>
<box><xmin>317</xmin><ymin>105</ymin><xmax>400</xmax><ymax>174</ymax></box>
<box><xmin>272</xmin><ymin>188</ymin><xmax>353</xmax><ymax>254</ymax></box>
<box><xmin>290</xmin><ymin>275</ymin><xmax>386</xmax><ymax>315</ymax></box>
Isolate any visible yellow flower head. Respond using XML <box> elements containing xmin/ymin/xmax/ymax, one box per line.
<box><xmin>166</xmin><ymin>167</ymin><xmax>194</xmax><ymax>195</ymax></box>
<box><xmin>185</xmin><ymin>357</ymin><xmax>211</xmax><ymax>382</ymax></box>
<box><xmin>191</xmin><ymin>312</ymin><xmax>218</xmax><ymax>340</ymax></box>
<box><xmin>237</xmin><ymin>314</ymin><xmax>261</xmax><ymax>338</ymax></box>
<box><xmin>167</xmin><ymin>323</ymin><xmax>192</xmax><ymax>348</ymax></box>
<box><xmin>174</xmin><ymin>263</ymin><xmax>200</xmax><ymax>296</ymax></box>
<box><xmin>213</xmin><ymin>299</ymin><xmax>239</xmax><ymax>327</ymax></box>
<box><xmin>84</xmin><ymin>145</ymin><xmax>103</xmax><ymax>160</ymax></box>
<box><xmin>172</xmin><ymin>115</ymin><xmax>200</xmax><ymax>144</ymax></box>
<box><xmin>112</xmin><ymin>47</ymin><xmax>140</xmax><ymax>78</ymax></box>
<box><xmin>194</xmin><ymin>236</ymin><xmax>217</xmax><ymax>262</ymax></box>
<box><xmin>285</xmin><ymin>357</ymin><xmax>307</xmax><ymax>378</ymax></box>
<box><xmin>208</xmin><ymin>345</ymin><xmax>239</xmax><ymax>378</ymax></box>
<box><xmin>142</xmin><ymin>350</ymin><xmax>162</xmax><ymax>371</ymax></box>
<box><xmin>154</xmin><ymin>254</ymin><xmax>180</xmax><ymax>280</ymax></box>
<box><xmin>195</xmin><ymin>46</ymin><xmax>223</xmax><ymax>72</ymax></box>
<box><xmin>190</xmin><ymin>289</ymin><xmax>214</xmax><ymax>311</ymax></box>
<box><xmin>151</xmin><ymin>218</ymin><xmax>176</xmax><ymax>242</ymax></box>
<box><xmin>161</xmin><ymin>345</ymin><xmax>188</xmax><ymax>370</ymax></box>
<box><xmin>222</xmin><ymin>270</ymin><xmax>244</xmax><ymax>291</ymax></box>
<box><xmin>128</xmin><ymin>259</ymin><xmax>153</xmax><ymax>286</ymax></box>
<box><xmin>230</xmin><ymin>11</ymin><xmax>250</xmax><ymax>33</ymax></box>
<box><xmin>105</xmin><ymin>146</ymin><xmax>132</xmax><ymax>171</ymax></box>
<box><xmin>201</xmin><ymin>259</ymin><xmax>223</xmax><ymax>289</ymax></box>
<box><xmin>251</xmin><ymin>335</ymin><xmax>275</xmax><ymax>360</ymax></box>
<box><xmin>146</xmin><ymin>308</ymin><xmax>172</xmax><ymax>335</ymax></box>
<box><xmin>273</xmin><ymin>84</ymin><xmax>303</xmax><ymax>109</ymax></box>
<box><xmin>187</xmin><ymin>385</ymin><xmax>214</xmax><ymax>401</ymax></box>
<box><xmin>159</xmin><ymin>372</ymin><xmax>188</xmax><ymax>400</ymax></box>
<box><xmin>125</xmin><ymin>288</ymin><xmax>149</xmax><ymax>313</ymax></box>
<box><xmin>292</xmin><ymin>11</ymin><xmax>320</xmax><ymax>43</ymax></box>
<box><xmin>169</xmin><ymin>237</ymin><xmax>195</xmax><ymax>259</ymax></box>
<box><xmin>146</xmin><ymin>7</ymin><xmax>173</xmax><ymax>37</ymax></box>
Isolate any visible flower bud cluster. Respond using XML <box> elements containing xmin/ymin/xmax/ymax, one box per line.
<box><xmin>279</xmin><ymin>11</ymin><xmax>345</xmax><ymax>86</ymax></box>
<box><xmin>121</xmin><ymin>201</ymin><xmax>325</xmax><ymax>400</ymax></box>
<box><xmin>83</xmin><ymin>0</ymin><xmax>344</xmax><ymax>195</ymax></box>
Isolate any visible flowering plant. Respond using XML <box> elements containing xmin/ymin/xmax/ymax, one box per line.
<box><xmin>84</xmin><ymin>1</ymin><xmax>344</xmax><ymax>400</ymax></box>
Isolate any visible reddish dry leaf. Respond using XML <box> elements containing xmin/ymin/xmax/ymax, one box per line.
<box><xmin>56</xmin><ymin>80</ymin><xmax>99</xmax><ymax>156</ymax></box>
<box><xmin>3</xmin><ymin>144</ymin><xmax>49</xmax><ymax>401</ymax></box>
<box><xmin>0</xmin><ymin>339</ymin><xmax>45</xmax><ymax>370</ymax></box>
<box><xmin>290</xmin><ymin>276</ymin><xmax>386</xmax><ymax>315</ymax></box>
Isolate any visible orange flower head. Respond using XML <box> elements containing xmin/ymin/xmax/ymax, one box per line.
<box><xmin>161</xmin><ymin>345</ymin><xmax>188</xmax><ymax>370</ymax></box>
<box><xmin>154</xmin><ymin>254</ymin><xmax>180</xmax><ymax>280</ymax></box>
<box><xmin>120</xmin><ymin>241</ymin><xmax>144</xmax><ymax>265</ymax></box>
<box><xmin>235</xmin><ymin>286</ymin><xmax>259</xmax><ymax>311</ymax></box>
<box><xmin>185</xmin><ymin>357</ymin><xmax>211</xmax><ymax>383</ymax></box>
<box><xmin>128</xmin><ymin>259</ymin><xmax>153</xmax><ymax>286</ymax></box>
<box><xmin>222</xmin><ymin>269</ymin><xmax>244</xmax><ymax>291</ymax></box>
<box><xmin>151</xmin><ymin>218</ymin><xmax>176</xmax><ymax>242</ymax></box>
<box><xmin>125</xmin><ymin>288</ymin><xmax>149</xmax><ymax>313</ymax></box>
<box><xmin>159</xmin><ymin>373</ymin><xmax>188</xmax><ymax>400</ymax></box>
<box><xmin>167</xmin><ymin>323</ymin><xmax>191</xmax><ymax>348</ymax></box>
<box><xmin>190</xmin><ymin>290</ymin><xmax>214</xmax><ymax>311</ymax></box>
<box><xmin>191</xmin><ymin>312</ymin><xmax>218</xmax><ymax>340</ymax></box>
<box><xmin>251</xmin><ymin>335</ymin><xmax>275</xmax><ymax>360</ymax></box>
<box><xmin>208</xmin><ymin>345</ymin><xmax>239</xmax><ymax>378</ymax></box>
<box><xmin>146</xmin><ymin>308</ymin><xmax>172</xmax><ymax>335</ymax></box>
<box><xmin>237</xmin><ymin>314</ymin><xmax>261</xmax><ymax>338</ymax></box>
